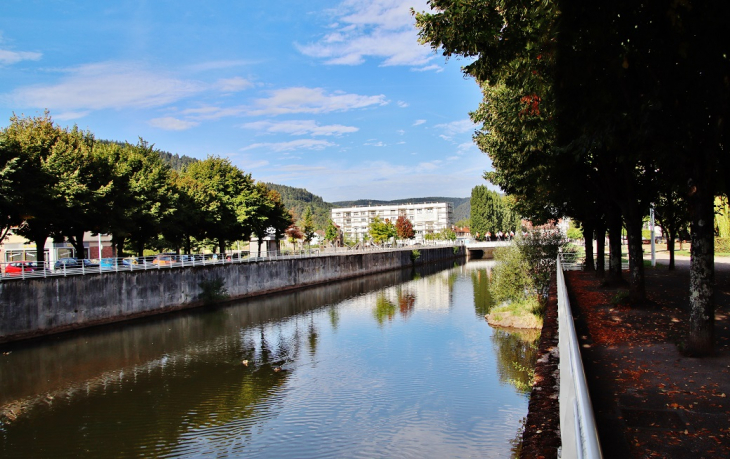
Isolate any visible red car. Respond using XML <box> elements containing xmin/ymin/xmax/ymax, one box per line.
<box><xmin>4</xmin><ymin>261</ymin><xmax>45</xmax><ymax>276</ymax></box>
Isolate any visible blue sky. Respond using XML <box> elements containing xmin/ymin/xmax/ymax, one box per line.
<box><xmin>0</xmin><ymin>0</ymin><xmax>490</xmax><ymax>202</ymax></box>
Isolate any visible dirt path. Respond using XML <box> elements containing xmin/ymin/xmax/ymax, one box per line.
<box><xmin>566</xmin><ymin>258</ymin><xmax>730</xmax><ymax>458</ymax></box>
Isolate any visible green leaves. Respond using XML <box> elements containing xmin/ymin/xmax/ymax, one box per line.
<box><xmin>368</xmin><ymin>216</ymin><xmax>396</xmax><ymax>244</ymax></box>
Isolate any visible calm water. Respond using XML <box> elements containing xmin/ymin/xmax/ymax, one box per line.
<box><xmin>0</xmin><ymin>260</ymin><xmax>538</xmax><ymax>458</ymax></box>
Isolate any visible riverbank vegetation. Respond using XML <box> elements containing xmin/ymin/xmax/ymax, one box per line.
<box><xmin>486</xmin><ymin>227</ymin><xmax>567</xmax><ymax>329</ymax></box>
<box><xmin>0</xmin><ymin>112</ymin><xmax>293</xmax><ymax>260</ymax></box>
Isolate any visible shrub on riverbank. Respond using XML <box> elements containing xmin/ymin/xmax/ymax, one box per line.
<box><xmin>487</xmin><ymin>227</ymin><xmax>567</xmax><ymax>329</ymax></box>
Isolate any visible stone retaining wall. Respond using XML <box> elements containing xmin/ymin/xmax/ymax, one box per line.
<box><xmin>0</xmin><ymin>247</ymin><xmax>464</xmax><ymax>343</ymax></box>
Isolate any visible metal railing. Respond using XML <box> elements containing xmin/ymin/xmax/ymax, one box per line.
<box><xmin>556</xmin><ymin>255</ymin><xmax>603</xmax><ymax>459</ymax></box>
<box><xmin>0</xmin><ymin>242</ymin><xmax>461</xmax><ymax>281</ymax></box>
<box><xmin>559</xmin><ymin>251</ymin><xmax>629</xmax><ymax>272</ymax></box>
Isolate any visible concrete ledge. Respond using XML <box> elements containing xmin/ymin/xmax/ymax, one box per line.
<box><xmin>0</xmin><ymin>246</ymin><xmax>464</xmax><ymax>343</ymax></box>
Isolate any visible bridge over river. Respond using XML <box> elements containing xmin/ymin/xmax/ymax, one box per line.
<box><xmin>464</xmin><ymin>240</ymin><xmax>512</xmax><ymax>259</ymax></box>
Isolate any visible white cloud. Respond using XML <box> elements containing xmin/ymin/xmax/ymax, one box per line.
<box><xmin>248</xmin><ymin>87</ymin><xmax>388</xmax><ymax>116</ymax></box>
<box><xmin>182</xmin><ymin>105</ymin><xmax>247</xmax><ymax>120</ymax></box>
<box><xmin>242</xmin><ymin>119</ymin><xmax>358</xmax><ymax>136</ymax></box>
<box><xmin>296</xmin><ymin>0</ymin><xmax>439</xmax><ymax>69</ymax></box>
<box><xmin>397</xmin><ymin>100</ymin><xmax>409</xmax><ymax>108</ymax></box>
<box><xmin>216</xmin><ymin>76</ymin><xmax>253</xmax><ymax>92</ymax></box>
<box><xmin>435</xmin><ymin>118</ymin><xmax>477</xmax><ymax>139</ymax></box>
<box><xmin>54</xmin><ymin>111</ymin><xmax>91</xmax><ymax>121</ymax></box>
<box><xmin>149</xmin><ymin>117</ymin><xmax>199</xmax><ymax>131</ymax></box>
<box><xmin>0</xmin><ymin>48</ymin><xmax>42</xmax><ymax>65</ymax></box>
<box><xmin>7</xmin><ymin>62</ymin><xmax>204</xmax><ymax>111</ymax></box>
<box><xmin>186</xmin><ymin>60</ymin><xmax>256</xmax><ymax>72</ymax></box>
<box><xmin>412</xmin><ymin>119</ymin><xmax>426</xmax><ymax>126</ymax></box>
<box><xmin>411</xmin><ymin>64</ymin><xmax>443</xmax><ymax>73</ymax></box>
<box><xmin>241</xmin><ymin>138</ymin><xmax>337</xmax><ymax>152</ymax></box>
<box><xmin>457</xmin><ymin>142</ymin><xmax>476</xmax><ymax>154</ymax></box>
<box><xmin>256</xmin><ymin>155</ymin><xmax>489</xmax><ymax>201</ymax></box>
<box><xmin>364</xmin><ymin>140</ymin><xmax>386</xmax><ymax>147</ymax></box>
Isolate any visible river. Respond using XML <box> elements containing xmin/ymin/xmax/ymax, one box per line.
<box><xmin>0</xmin><ymin>260</ymin><xmax>538</xmax><ymax>458</ymax></box>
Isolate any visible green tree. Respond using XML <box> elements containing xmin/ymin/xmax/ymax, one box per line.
<box><xmin>2</xmin><ymin>112</ymin><xmax>66</xmax><ymax>263</ymax></box>
<box><xmin>181</xmin><ymin>156</ymin><xmax>255</xmax><ymax>255</ymax></box>
<box><xmin>49</xmin><ymin>126</ymin><xmax>114</xmax><ymax>258</ymax></box>
<box><xmin>249</xmin><ymin>183</ymin><xmax>293</xmax><ymax>257</ymax></box>
<box><xmin>368</xmin><ymin>216</ymin><xmax>396</xmax><ymax>244</ymax></box>
<box><xmin>96</xmin><ymin>140</ymin><xmax>176</xmax><ymax>257</ymax></box>
<box><xmin>470</xmin><ymin>186</ymin><xmax>520</xmax><ymax>239</ymax></box>
<box><xmin>0</xmin><ymin>135</ymin><xmax>21</xmax><ymax>243</ymax></box>
<box><xmin>324</xmin><ymin>219</ymin><xmax>340</xmax><ymax>244</ymax></box>
<box><xmin>301</xmin><ymin>206</ymin><xmax>316</xmax><ymax>247</ymax></box>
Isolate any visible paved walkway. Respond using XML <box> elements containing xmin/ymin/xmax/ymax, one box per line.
<box><xmin>566</xmin><ymin>255</ymin><xmax>730</xmax><ymax>458</ymax></box>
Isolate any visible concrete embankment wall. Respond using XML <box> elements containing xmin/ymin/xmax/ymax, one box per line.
<box><xmin>0</xmin><ymin>247</ymin><xmax>464</xmax><ymax>343</ymax></box>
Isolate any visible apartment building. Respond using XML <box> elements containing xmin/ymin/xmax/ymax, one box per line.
<box><xmin>331</xmin><ymin>202</ymin><xmax>454</xmax><ymax>242</ymax></box>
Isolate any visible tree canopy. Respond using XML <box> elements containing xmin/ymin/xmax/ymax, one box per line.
<box><xmin>415</xmin><ymin>0</ymin><xmax>730</xmax><ymax>355</ymax></box>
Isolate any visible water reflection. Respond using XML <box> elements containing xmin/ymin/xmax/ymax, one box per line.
<box><xmin>491</xmin><ymin>328</ymin><xmax>540</xmax><ymax>395</ymax></box>
<box><xmin>472</xmin><ymin>268</ymin><xmax>494</xmax><ymax>317</ymax></box>
<box><xmin>463</xmin><ymin>260</ymin><xmax>539</xmax><ymax>396</ymax></box>
<box><xmin>373</xmin><ymin>293</ymin><xmax>398</xmax><ymax>325</ymax></box>
<box><xmin>0</xmin><ymin>259</ymin><xmax>532</xmax><ymax>458</ymax></box>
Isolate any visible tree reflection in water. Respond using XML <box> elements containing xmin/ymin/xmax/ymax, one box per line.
<box><xmin>373</xmin><ymin>293</ymin><xmax>397</xmax><ymax>325</ymax></box>
<box><xmin>397</xmin><ymin>287</ymin><xmax>416</xmax><ymax>319</ymax></box>
<box><xmin>471</xmin><ymin>268</ymin><xmax>494</xmax><ymax>317</ymax></box>
<box><xmin>491</xmin><ymin>328</ymin><xmax>540</xmax><ymax>395</ymax></box>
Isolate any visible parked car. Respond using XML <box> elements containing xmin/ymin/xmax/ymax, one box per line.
<box><xmin>54</xmin><ymin>257</ymin><xmax>80</xmax><ymax>269</ymax></box>
<box><xmin>122</xmin><ymin>257</ymin><xmax>141</xmax><ymax>267</ymax></box>
<box><xmin>152</xmin><ymin>254</ymin><xmax>175</xmax><ymax>266</ymax></box>
<box><xmin>81</xmin><ymin>259</ymin><xmax>100</xmax><ymax>268</ymax></box>
<box><xmin>100</xmin><ymin>258</ymin><xmax>125</xmax><ymax>270</ymax></box>
<box><xmin>5</xmin><ymin>261</ymin><xmax>45</xmax><ymax>276</ymax></box>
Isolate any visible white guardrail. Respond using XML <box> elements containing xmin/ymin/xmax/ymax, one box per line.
<box><xmin>0</xmin><ymin>241</ymin><xmax>461</xmax><ymax>281</ymax></box>
<box><xmin>556</xmin><ymin>255</ymin><xmax>603</xmax><ymax>459</ymax></box>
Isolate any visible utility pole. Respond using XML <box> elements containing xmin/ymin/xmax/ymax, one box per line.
<box><xmin>650</xmin><ymin>205</ymin><xmax>656</xmax><ymax>267</ymax></box>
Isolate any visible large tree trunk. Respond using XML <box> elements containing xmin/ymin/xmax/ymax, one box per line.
<box><xmin>624</xmin><ymin>212</ymin><xmax>646</xmax><ymax>303</ymax></box>
<box><xmin>687</xmin><ymin>183</ymin><xmax>715</xmax><ymax>356</ymax></box>
<box><xmin>583</xmin><ymin>220</ymin><xmax>595</xmax><ymax>271</ymax></box>
<box><xmin>68</xmin><ymin>229</ymin><xmax>85</xmax><ymax>260</ymax></box>
<box><xmin>595</xmin><ymin>221</ymin><xmax>606</xmax><ymax>279</ymax></box>
<box><xmin>33</xmin><ymin>234</ymin><xmax>48</xmax><ymax>264</ymax></box>
<box><xmin>606</xmin><ymin>211</ymin><xmax>624</xmax><ymax>284</ymax></box>
<box><xmin>666</xmin><ymin>229</ymin><xmax>676</xmax><ymax>270</ymax></box>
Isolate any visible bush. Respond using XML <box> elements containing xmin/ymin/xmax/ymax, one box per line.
<box><xmin>516</xmin><ymin>228</ymin><xmax>567</xmax><ymax>297</ymax></box>
<box><xmin>490</xmin><ymin>244</ymin><xmax>533</xmax><ymax>305</ymax></box>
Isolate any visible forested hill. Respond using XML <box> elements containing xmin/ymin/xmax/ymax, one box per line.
<box><xmin>265</xmin><ymin>183</ymin><xmax>333</xmax><ymax>229</ymax></box>
<box><xmin>158</xmin><ymin>150</ymin><xmax>198</xmax><ymax>171</ymax></box>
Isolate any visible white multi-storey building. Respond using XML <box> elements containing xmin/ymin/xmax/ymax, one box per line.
<box><xmin>331</xmin><ymin>202</ymin><xmax>454</xmax><ymax>242</ymax></box>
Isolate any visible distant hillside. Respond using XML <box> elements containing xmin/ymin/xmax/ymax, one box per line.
<box><xmin>453</xmin><ymin>200</ymin><xmax>471</xmax><ymax>224</ymax></box>
<box><xmin>265</xmin><ymin>183</ymin><xmax>333</xmax><ymax>230</ymax></box>
<box><xmin>158</xmin><ymin>150</ymin><xmax>198</xmax><ymax>171</ymax></box>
